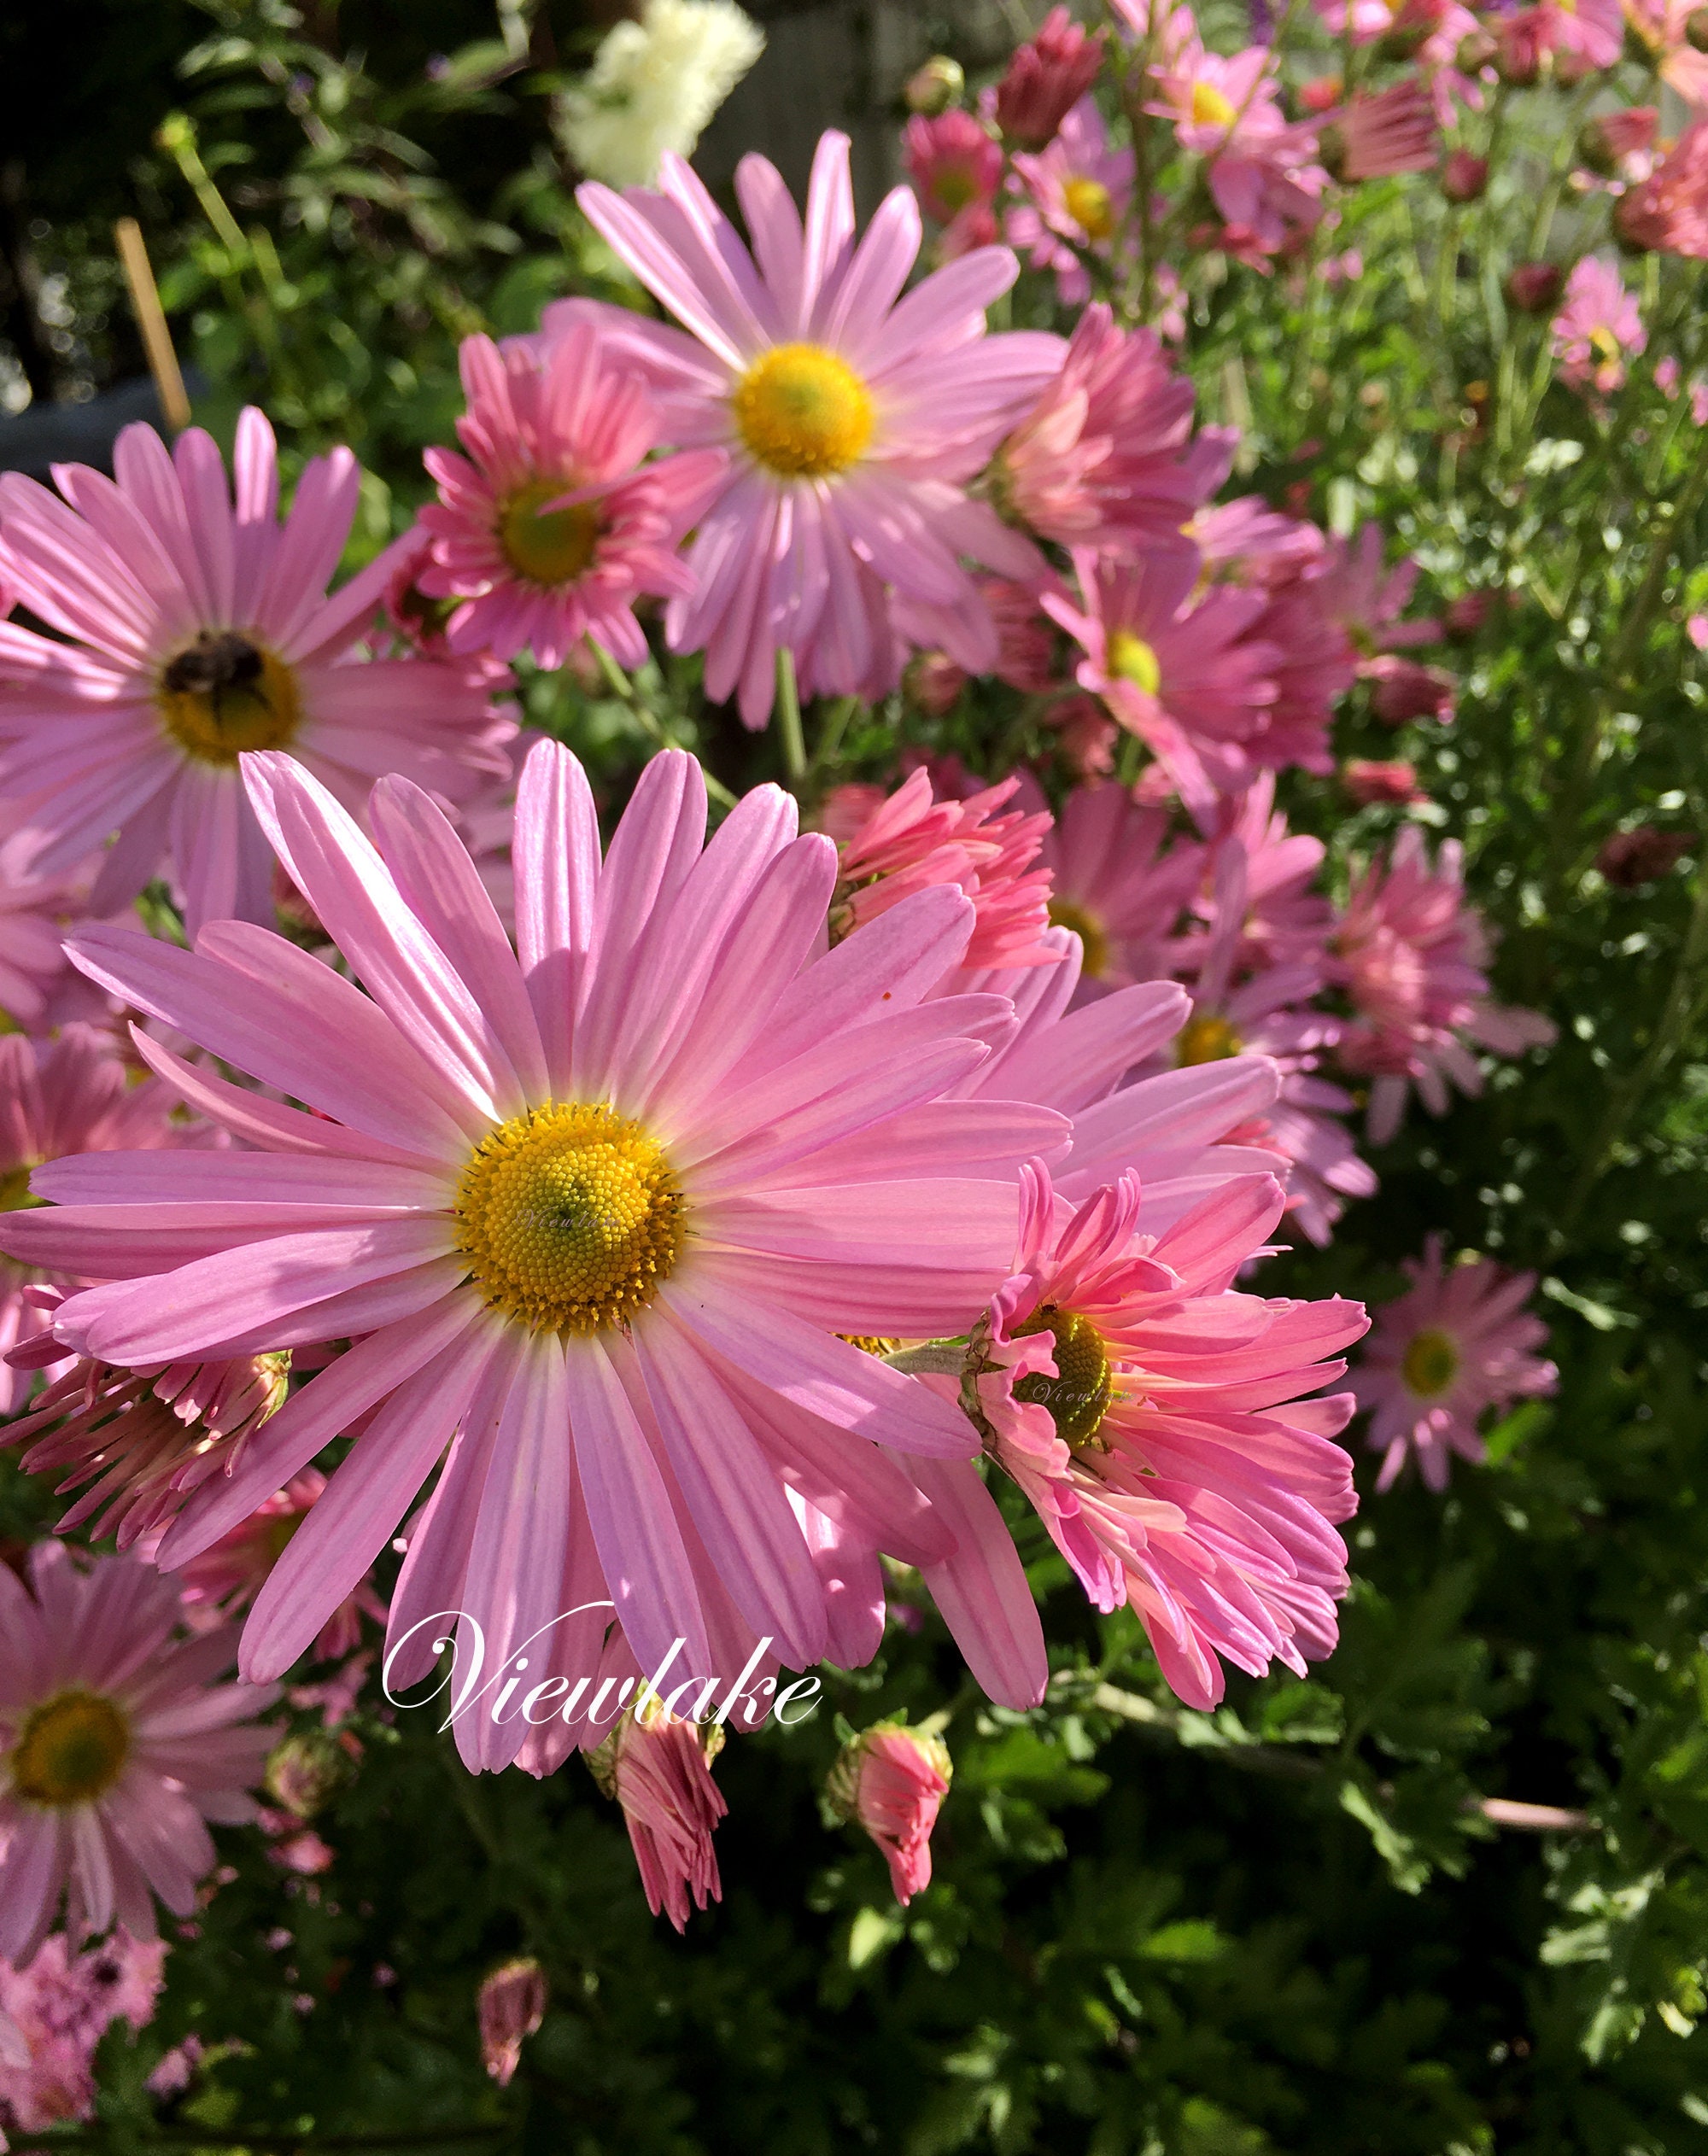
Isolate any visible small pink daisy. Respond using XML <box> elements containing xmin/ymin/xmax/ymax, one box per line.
<box><xmin>1351</xmin><ymin>1236</ymin><xmax>1557</xmax><ymax>1489</ymax></box>
<box><xmin>416</xmin><ymin>323</ymin><xmax>724</xmax><ymax>673</ymax></box>
<box><xmin>1008</xmin><ymin>97</ymin><xmax>1136</xmax><ymax>305</ymax></box>
<box><xmin>0</xmin><ymin>1542</ymin><xmax>276</xmax><ymax>1967</ymax></box>
<box><xmin>827</xmin><ymin>1721</ymin><xmax>951</xmax><ymax>1906</ymax></box>
<box><xmin>0</xmin><ymin>409</ymin><xmax>515</xmax><ymax>932</ymax></box>
<box><xmin>1312</xmin><ymin>523</ymin><xmax>1440</xmax><ymax>656</ymax></box>
<box><xmin>1030</xmin><ymin>778</ymin><xmax>1202</xmax><ymax>997</ymax></box>
<box><xmin>574</xmin><ymin>131</ymin><xmax>1062</xmax><ymax>726</ymax></box>
<box><xmin>1149</xmin><ymin>45</ymin><xmax>1329</xmax><ymax>256</ymax></box>
<box><xmin>1325</xmin><ymin>78</ymin><xmax>1438</xmax><ymax>180</ymax></box>
<box><xmin>1552</xmin><ymin>257</ymin><xmax>1647</xmax><ymax>395</ymax></box>
<box><xmin>1615</xmin><ymin>120</ymin><xmax>1708</xmax><ymax>258</ymax></box>
<box><xmin>904</xmin><ymin>109</ymin><xmax>1003</xmax><ymax>227</ymax></box>
<box><xmin>589</xmin><ymin>1706</ymin><xmax>726</xmax><ymax>1931</ymax></box>
<box><xmin>1500</xmin><ymin>0</ymin><xmax>1622</xmax><ymax>73</ymax></box>
<box><xmin>0</xmin><ymin>1928</ymin><xmax>166</xmax><ymax>2135</ymax></box>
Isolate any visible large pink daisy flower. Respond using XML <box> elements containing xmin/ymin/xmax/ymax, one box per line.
<box><xmin>0</xmin><ymin>1542</ymin><xmax>275</xmax><ymax>1967</ymax></box>
<box><xmin>4</xmin><ymin>747</ymin><xmax>1062</xmax><ymax>1766</ymax></box>
<box><xmin>572</xmin><ymin>131</ymin><xmax>1062</xmax><ymax>726</ymax></box>
<box><xmin>0</xmin><ymin>408</ymin><xmax>515</xmax><ymax>932</ymax></box>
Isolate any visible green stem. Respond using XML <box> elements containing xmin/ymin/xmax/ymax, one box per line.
<box><xmin>588</xmin><ymin>640</ymin><xmax>737</xmax><ymax>809</ymax></box>
<box><xmin>809</xmin><ymin>693</ymin><xmax>860</xmax><ymax>783</ymax></box>
<box><xmin>775</xmin><ymin>647</ymin><xmax>807</xmax><ymax>790</ymax></box>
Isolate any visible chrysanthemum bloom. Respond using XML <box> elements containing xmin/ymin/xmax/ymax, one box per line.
<box><xmin>1321</xmin><ymin>78</ymin><xmax>1438</xmax><ymax>179</ymax></box>
<box><xmin>1194</xmin><ymin>495</ymin><xmax>1329</xmax><ymax>590</ymax></box>
<box><xmin>1615</xmin><ymin>121</ymin><xmax>1708</xmax><ymax>256</ymax></box>
<box><xmin>1030</xmin><ymin>778</ymin><xmax>1202</xmax><ymax>997</ymax></box>
<box><xmin>826</xmin><ymin>1721</ymin><xmax>951</xmax><ymax>1906</ymax></box>
<box><xmin>554</xmin><ymin>0</ymin><xmax>763</xmax><ymax>188</ymax></box>
<box><xmin>1622</xmin><ymin>0</ymin><xmax>1708</xmax><ymax>106</ymax></box>
<box><xmin>1343</xmin><ymin>757</ymin><xmax>1426</xmax><ymax>806</ymax></box>
<box><xmin>4</xmin><ymin>1294</ymin><xmax>289</xmax><ymax>1551</ymax></box>
<box><xmin>173</xmin><ymin>1470</ymin><xmax>387</xmax><ymax>1663</ymax></box>
<box><xmin>8</xmin><ymin>746</ymin><xmax>1064</xmax><ymax>1760</ymax></box>
<box><xmin>0</xmin><ymin>864</ymin><xmax>94</xmax><ymax>1033</ymax></box>
<box><xmin>976</xmin><ymin>1160</ymin><xmax>1366</xmax><ymax>1709</ymax></box>
<box><xmin>1008</xmin><ymin>99</ymin><xmax>1136</xmax><ymax>305</ymax></box>
<box><xmin>1333</xmin><ymin>827</ymin><xmax>1554</xmax><ymax>1142</ymax></box>
<box><xmin>994</xmin><ymin>305</ymin><xmax>1234</xmax><ymax>553</ymax></box>
<box><xmin>1312</xmin><ymin>523</ymin><xmax>1440</xmax><ymax>657</ymax></box>
<box><xmin>0</xmin><ymin>408</ymin><xmax>514</xmax><ymax>932</ymax></box>
<box><xmin>574</xmin><ymin>132</ymin><xmax>1061</xmax><ymax>727</ymax></box>
<box><xmin>995</xmin><ymin>6</ymin><xmax>1105</xmax><ymax>149</ymax></box>
<box><xmin>825</xmin><ymin>767</ymin><xmax>1056</xmax><ymax>971</ymax></box>
<box><xmin>589</xmin><ymin>1707</ymin><xmax>726</xmax><ymax>1931</ymax></box>
<box><xmin>1237</xmin><ymin>580</ymin><xmax>1354</xmax><ymax>775</ymax></box>
<box><xmin>0</xmin><ymin>1026</ymin><xmax>185</xmax><ymax>1417</ymax></box>
<box><xmin>476</xmin><ymin>1956</ymin><xmax>547</xmax><ymax>2086</ymax></box>
<box><xmin>1551</xmin><ymin>256</ymin><xmax>1647</xmax><ymax>394</ymax></box>
<box><xmin>416</xmin><ymin>326</ymin><xmax>724</xmax><ymax>674</ymax></box>
<box><xmin>904</xmin><ymin>109</ymin><xmax>1003</xmax><ymax>227</ymax></box>
<box><xmin>1499</xmin><ymin>0</ymin><xmax>1622</xmax><ymax>73</ymax></box>
<box><xmin>0</xmin><ymin>1542</ymin><xmax>275</xmax><ymax>1967</ymax></box>
<box><xmin>1044</xmin><ymin>546</ymin><xmax>1280</xmax><ymax>810</ymax></box>
<box><xmin>1351</xmin><ymin>1236</ymin><xmax>1557</xmax><ymax>1489</ymax></box>
<box><xmin>0</xmin><ymin>1928</ymin><xmax>166</xmax><ymax>2135</ymax></box>
<box><xmin>1148</xmin><ymin>46</ymin><xmax>1330</xmax><ymax>256</ymax></box>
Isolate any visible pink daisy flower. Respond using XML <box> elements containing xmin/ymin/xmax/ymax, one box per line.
<box><xmin>1351</xmin><ymin>1236</ymin><xmax>1557</xmax><ymax>1489</ymax></box>
<box><xmin>0</xmin><ymin>862</ymin><xmax>97</xmax><ymax>1035</ymax></box>
<box><xmin>904</xmin><ymin>109</ymin><xmax>1003</xmax><ymax>227</ymax></box>
<box><xmin>1044</xmin><ymin>546</ymin><xmax>1281</xmax><ymax>810</ymax></box>
<box><xmin>827</xmin><ymin>1720</ymin><xmax>951</xmax><ymax>1906</ymax></box>
<box><xmin>994</xmin><ymin>6</ymin><xmax>1106</xmax><ymax>150</ymax></box>
<box><xmin>1552</xmin><ymin>256</ymin><xmax>1647</xmax><ymax>394</ymax></box>
<box><xmin>6</xmin><ymin>746</ymin><xmax>1063</xmax><ymax>1760</ymax></box>
<box><xmin>1324</xmin><ymin>78</ymin><xmax>1438</xmax><ymax>180</ymax></box>
<box><xmin>977</xmin><ymin>1160</ymin><xmax>1366</xmax><ymax>1709</ymax></box>
<box><xmin>1615</xmin><ymin>120</ymin><xmax>1708</xmax><ymax>257</ymax></box>
<box><xmin>173</xmin><ymin>1469</ymin><xmax>388</xmax><ymax>1664</ymax></box>
<box><xmin>573</xmin><ymin>132</ymin><xmax>1061</xmax><ymax>727</ymax></box>
<box><xmin>0</xmin><ymin>1928</ymin><xmax>166</xmax><ymax>2135</ymax></box>
<box><xmin>1500</xmin><ymin>0</ymin><xmax>1623</xmax><ymax>73</ymax></box>
<box><xmin>1333</xmin><ymin>827</ymin><xmax>1555</xmax><ymax>1142</ymax></box>
<box><xmin>590</xmin><ymin>1706</ymin><xmax>726</xmax><ymax>1931</ymax></box>
<box><xmin>1237</xmin><ymin>579</ymin><xmax>1354</xmax><ymax>775</ymax></box>
<box><xmin>0</xmin><ymin>409</ymin><xmax>515</xmax><ymax>933</ymax></box>
<box><xmin>1029</xmin><ymin>778</ymin><xmax>1202</xmax><ymax>997</ymax></box>
<box><xmin>1008</xmin><ymin>98</ymin><xmax>1136</xmax><ymax>305</ymax></box>
<box><xmin>415</xmin><ymin>324</ymin><xmax>723</xmax><ymax>674</ymax></box>
<box><xmin>1312</xmin><ymin>523</ymin><xmax>1440</xmax><ymax>655</ymax></box>
<box><xmin>0</xmin><ymin>1542</ymin><xmax>275</xmax><ymax>1967</ymax></box>
<box><xmin>1149</xmin><ymin>46</ymin><xmax>1330</xmax><ymax>255</ymax></box>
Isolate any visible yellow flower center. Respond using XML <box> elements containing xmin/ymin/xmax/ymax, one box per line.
<box><xmin>840</xmin><ymin>1335</ymin><xmax>903</xmax><ymax>1356</ymax></box>
<box><xmin>732</xmin><ymin>342</ymin><xmax>875</xmax><ymax>480</ymax></box>
<box><xmin>1177</xmin><ymin>1013</ymin><xmax>1243</xmax><ymax>1066</ymax></box>
<box><xmin>453</xmin><ymin>1101</ymin><xmax>684</xmax><ymax>1335</ymax></box>
<box><xmin>1190</xmin><ymin>82</ymin><xmax>1239</xmax><ymax>128</ymax></box>
<box><xmin>1047</xmin><ymin>895</ymin><xmax>1110</xmax><ymax>981</ymax></box>
<box><xmin>497</xmin><ymin>478</ymin><xmax>603</xmax><ymax>587</ymax></box>
<box><xmin>157</xmin><ymin>632</ymin><xmax>301</xmax><ymax>766</ymax></box>
<box><xmin>1588</xmin><ymin>325</ymin><xmax>1621</xmax><ymax>364</ymax></box>
<box><xmin>1401</xmin><ymin>1326</ymin><xmax>1460</xmax><ymax>1398</ymax></box>
<box><xmin>1107</xmin><ymin>631</ymin><xmax>1161</xmax><ymax>695</ymax></box>
<box><xmin>935</xmin><ymin>167</ymin><xmax>979</xmax><ymax>213</ymax></box>
<box><xmin>9</xmin><ymin>1690</ymin><xmax>131</xmax><ymax>1808</ymax></box>
<box><xmin>1062</xmin><ymin>177</ymin><xmax>1115</xmax><ymax>241</ymax></box>
<box><xmin>0</xmin><ymin>1163</ymin><xmax>41</xmax><ymax>1212</ymax></box>
<box><xmin>1013</xmin><ymin>1309</ymin><xmax>1114</xmax><ymax>1450</ymax></box>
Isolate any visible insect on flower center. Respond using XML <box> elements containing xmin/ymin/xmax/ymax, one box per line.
<box><xmin>1190</xmin><ymin>82</ymin><xmax>1239</xmax><ymax>128</ymax></box>
<box><xmin>733</xmin><ymin>343</ymin><xmax>875</xmax><ymax>480</ymax></box>
<box><xmin>1177</xmin><ymin>1012</ymin><xmax>1243</xmax><ymax>1065</ymax></box>
<box><xmin>454</xmin><ymin>1101</ymin><xmax>684</xmax><ymax>1335</ymax></box>
<box><xmin>9</xmin><ymin>1689</ymin><xmax>131</xmax><ymax>1808</ymax></box>
<box><xmin>1013</xmin><ymin>1308</ymin><xmax>1114</xmax><ymax>1450</ymax></box>
<box><xmin>1062</xmin><ymin>177</ymin><xmax>1116</xmax><ymax>241</ymax></box>
<box><xmin>1107</xmin><ymin>631</ymin><xmax>1161</xmax><ymax>696</ymax></box>
<box><xmin>157</xmin><ymin>632</ymin><xmax>301</xmax><ymax>766</ymax></box>
<box><xmin>1401</xmin><ymin>1326</ymin><xmax>1460</xmax><ymax>1398</ymax></box>
<box><xmin>1047</xmin><ymin>896</ymin><xmax>1110</xmax><ymax>981</ymax></box>
<box><xmin>497</xmin><ymin>478</ymin><xmax>603</xmax><ymax>587</ymax></box>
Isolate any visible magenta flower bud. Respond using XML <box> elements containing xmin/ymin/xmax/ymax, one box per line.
<box><xmin>265</xmin><ymin>1731</ymin><xmax>354</xmax><ymax>1820</ymax></box>
<box><xmin>1597</xmin><ymin>827</ymin><xmax>1692</xmax><ymax>886</ymax></box>
<box><xmin>1366</xmin><ymin>654</ymin><xmax>1456</xmax><ymax>724</ymax></box>
<box><xmin>1440</xmin><ymin>149</ymin><xmax>1489</xmax><ymax>203</ymax></box>
<box><xmin>1343</xmin><ymin>757</ymin><xmax>1427</xmax><ymax>806</ymax></box>
<box><xmin>827</xmin><ymin>1721</ymin><xmax>952</xmax><ymax>1907</ymax></box>
<box><xmin>904</xmin><ymin>650</ymin><xmax>969</xmax><ymax>716</ymax></box>
<box><xmin>477</xmin><ymin>1959</ymin><xmax>547</xmax><ymax>2089</ymax></box>
<box><xmin>1505</xmin><ymin>261</ymin><xmax>1565</xmax><ymax>313</ymax></box>
<box><xmin>1442</xmin><ymin>591</ymin><xmax>1494</xmax><ymax>640</ymax></box>
<box><xmin>995</xmin><ymin>5</ymin><xmax>1104</xmax><ymax>150</ymax></box>
<box><xmin>904</xmin><ymin>55</ymin><xmax>965</xmax><ymax>115</ymax></box>
<box><xmin>589</xmin><ymin>1709</ymin><xmax>727</xmax><ymax>1932</ymax></box>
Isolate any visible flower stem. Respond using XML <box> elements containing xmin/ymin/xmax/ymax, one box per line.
<box><xmin>775</xmin><ymin>647</ymin><xmax>808</xmax><ymax>790</ymax></box>
<box><xmin>588</xmin><ymin>640</ymin><xmax>737</xmax><ymax>809</ymax></box>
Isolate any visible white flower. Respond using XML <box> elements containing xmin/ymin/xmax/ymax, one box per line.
<box><xmin>558</xmin><ymin>0</ymin><xmax>765</xmax><ymax>189</ymax></box>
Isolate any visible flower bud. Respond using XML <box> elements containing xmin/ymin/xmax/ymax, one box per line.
<box><xmin>827</xmin><ymin>1720</ymin><xmax>952</xmax><ymax>1908</ymax></box>
<box><xmin>1442</xmin><ymin>590</ymin><xmax>1494</xmax><ymax>640</ymax></box>
<box><xmin>1504</xmin><ymin>260</ymin><xmax>1563</xmax><ymax>313</ymax></box>
<box><xmin>904</xmin><ymin>55</ymin><xmax>965</xmax><ymax>115</ymax></box>
<box><xmin>265</xmin><ymin>1730</ymin><xmax>353</xmax><ymax>1820</ymax></box>
<box><xmin>1366</xmin><ymin>654</ymin><xmax>1456</xmax><ymax>725</ymax></box>
<box><xmin>1440</xmin><ymin>149</ymin><xmax>1488</xmax><ymax>203</ymax></box>
<box><xmin>1342</xmin><ymin>757</ymin><xmax>1426</xmax><ymax>805</ymax></box>
<box><xmin>1597</xmin><ymin>827</ymin><xmax>1692</xmax><ymax>886</ymax></box>
<box><xmin>477</xmin><ymin>1959</ymin><xmax>547</xmax><ymax>2088</ymax></box>
<box><xmin>904</xmin><ymin>650</ymin><xmax>969</xmax><ymax>716</ymax></box>
<box><xmin>1689</xmin><ymin>6</ymin><xmax>1708</xmax><ymax>50</ymax></box>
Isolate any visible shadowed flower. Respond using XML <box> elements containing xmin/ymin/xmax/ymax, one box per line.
<box><xmin>904</xmin><ymin>109</ymin><xmax>1003</xmax><ymax>226</ymax></box>
<box><xmin>1031</xmin><ymin>778</ymin><xmax>1202</xmax><ymax>996</ymax></box>
<box><xmin>477</xmin><ymin>1956</ymin><xmax>547</xmax><ymax>2085</ymax></box>
<box><xmin>173</xmin><ymin>1470</ymin><xmax>388</xmax><ymax>1665</ymax></box>
<box><xmin>589</xmin><ymin>1708</ymin><xmax>726</xmax><ymax>1930</ymax></box>
<box><xmin>826</xmin><ymin>1721</ymin><xmax>951</xmax><ymax>1905</ymax></box>
<box><xmin>1351</xmin><ymin>1236</ymin><xmax>1556</xmax><ymax>1488</ymax></box>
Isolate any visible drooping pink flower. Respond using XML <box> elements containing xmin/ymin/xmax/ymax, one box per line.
<box><xmin>1325</xmin><ymin>78</ymin><xmax>1438</xmax><ymax>178</ymax></box>
<box><xmin>1032</xmin><ymin>779</ymin><xmax>1202</xmax><ymax>996</ymax></box>
<box><xmin>0</xmin><ymin>1928</ymin><xmax>166</xmax><ymax>2135</ymax></box>
<box><xmin>1343</xmin><ymin>757</ymin><xmax>1427</xmax><ymax>805</ymax></box>
<box><xmin>1333</xmin><ymin>827</ymin><xmax>1555</xmax><ymax>1141</ymax></box>
<box><xmin>1195</xmin><ymin>495</ymin><xmax>1329</xmax><ymax>589</ymax></box>
<box><xmin>0</xmin><ymin>1026</ymin><xmax>187</xmax><ymax>1417</ymax></box>
<box><xmin>572</xmin><ymin>132</ymin><xmax>1062</xmax><ymax>727</ymax></box>
<box><xmin>1500</xmin><ymin>0</ymin><xmax>1623</xmax><ymax>73</ymax></box>
<box><xmin>592</xmin><ymin>1709</ymin><xmax>726</xmax><ymax>1931</ymax></box>
<box><xmin>6</xmin><ymin>745</ymin><xmax>1065</xmax><ymax>1758</ymax></box>
<box><xmin>1044</xmin><ymin>546</ymin><xmax>1281</xmax><ymax>809</ymax></box>
<box><xmin>1351</xmin><ymin>1236</ymin><xmax>1556</xmax><ymax>1489</ymax></box>
<box><xmin>978</xmin><ymin>1160</ymin><xmax>1366</xmax><ymax>1709</ymax></box>
<box><xmin>1552</xmin><ymin>256</ymin><xmax>1647</xmax><ymax>394</ymax></box>
<box><xmin>995</xmin><ymin>304</ymin><xmax>1234</xmax><ymax>552</ymax></box>
<box><xmin>477</xmin><ymin>1957</ymin><xmax>547</xmax><ymax>2085</ymax></box>
<box><xmin>994</xmin><ymin>6</ymin><xmax>1106</xmax><ymax>149</ymax></box>
<box><xmin>1616</xmin><ymin>119</ymin><xmax>1708</xmax><ymax>255</ymax></box>
<box><xmin>827</xmin><ymin>1721</ymin><xmax>951</xmax><ymax>1905</ymax></box>
<box><xmin>0</xmin><ymin>1543</ymin><xmax>275</xmax><ymax>1967</ymax></box>
<box><xmin>1007</xmin><ymin>98</ymin><xmax>1137</xmax><ymax>303</ymax></box>
<box><xmin>904</xmin><ymin>109</ymin><xmax>1003</xmax><ymax>225</ymax></box>
<box><xmin>827</xmin><ymin>766</ymin><xmax>1057</xmax><ymax>971</ymax></box>
<box><xmin>0</xmin><ymin>410</ymin><xmax>514</xmax><ymax>933</ymax></box>
<box><xmin>415</xmin><ymin>326</ymin><xmax>722</xmax><ymax>675</ymax></box>
<box><xmin>173</xmin><ymin>1470</ymin><xmax>388</xmax><ymax>1664</ymax></box>
<box><xmin>1149</xmin><ymin>45</ymin><xmax>1330</xmax><ymax>255</ymax></box>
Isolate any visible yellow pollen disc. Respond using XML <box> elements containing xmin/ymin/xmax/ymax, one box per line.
<box><xmin>1062</xmin><ymin>177</ymin><xmax>1115</xmax><ymax>242</ymax></box>
<box><xmin>1013</xmin><ymin>1309</ymin><xmax>1114</xmax><ymax>1450</ymax></box>
<box><xmin>840</xmin><ymin>1335</ymin><xmax>903</xmax><ymax>1356</ymax></box>
<box><xmin>0</xmin><ymin>1163</ymin><xmax>41</xmax><ymax>1212</ymax></box>
<box><xmin>1401</xmin><ymin>1326</ymin><xmax>1460</xmax><ymax>1398</ymax></box>
<box><xmin>1107</xmin><ymin>631</ymin><xmax>1161</xmax><ymax>696</ymax></box>
<box><xmin>1177</xmin><ymin>1013</ymin><xmax>1243</xmax><ymax>1066</ymax></box>
<box><xmin>1588</xmin><ymin>325</ymin><xmax>1621</xmax><ymax>363</ymax></box>
<box><xmin>497</xmin><ymin>477</ymin><xmax>603</xmax><ymax>587</ymax></box>
<box><xmin>1047</xmin><ymin>896</ymin><xmax>1110</xmax><ymax>982</ymax></box>
<box><xmin>1191</xmin><ymin>82</ymin><xmax>1239</xmax><ymax>128</ymax></box>
<box><xmin>732</xmin><ymin>342</ymin><xmax>875</xmax><ymax>480</ymax></box>
<box><xmin>454</xmin><ymin>1101</ymin><xmax>684</xmax><ymax>1335</ymax></box>
<box><xmin>935</xmin><ymin>167</ymin><xmax>979</xmax><ymax>213</ymax></box>
<box><xmin>157</xmin><ymin>633</ymin><xmax>301</xmax><ymax>767</ymax></box>
<box><xmin>9</xmin><ymin>1690</ymin><xmax>131</xmax><ymax>1808</ymax></box>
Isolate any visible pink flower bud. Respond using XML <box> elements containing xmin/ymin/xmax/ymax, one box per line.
<box><xmin>1343</xmin><ymin>757</ymin><xmax>1427</xmax><ymax>805</ymax></box>
<box><xmin>827</xmin><ymin>1721</ymin><xmax>953</xmax><ymax>1907</ymax></box>
<box><xmin>1597</xmin><ymin>827</ymin><xmax>1692</xmax><ymax>886</ymax></box>
<box><xmin>588</xmin><ymin>1709</ymin><xmax>727</xmax><ymax>1932</ymax></box>
<box><xmin>904</xmin><ymin>650</ymin><xmax>970</xmax><ymax>716</ymax></box>
<box><xmin>1440</xmin><ymin>149</ymin><xmax>1489</xmax><ymax>203</ymax></box>
<box><xmin>995</xmin><ymin>6</ymin><xmax>1104</xmax><ymax>150</ymax></box>
<box><xmin>1505</xmin><ymin>261</ymin><xmax>1564</xmax><ymax>313</ymax></box>
<box><xmin>477</xmin><ymin>1958</ymin><xmax>547</xmax><ymax>2088</ymax></box>
<box><xmin>1366</xmin><ymin>653</ymin><xmax>1456</xmax><ymax>724</ymax></box>
<box><xmin>1442</xmin><ymin>591</ymin><xmax>1495</xmax><ymax>639</ymax></box>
